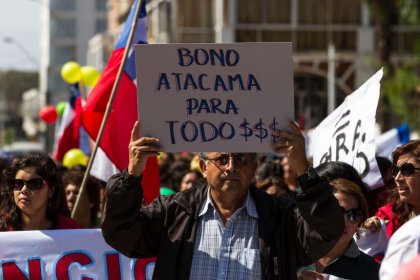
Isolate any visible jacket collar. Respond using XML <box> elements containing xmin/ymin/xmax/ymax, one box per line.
<box><xmin>198</xmin><ymin>186</ymin><xmax>259</xmax><ymax>219</ymax></box>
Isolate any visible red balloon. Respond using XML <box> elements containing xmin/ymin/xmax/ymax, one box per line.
<box><xmin>39</xmin><ymin>105</ymin><xmax>58</xmax><ymax>123</ymax></box>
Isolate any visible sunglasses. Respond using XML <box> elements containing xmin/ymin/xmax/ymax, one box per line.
<box><xmin>340</xmin><ymin>206</ymin><xmax>363</xmax><ymax>224</ymax></box>
<box><xmin>392</xmin><ymin>163</ymin><xmax>420</xmax><ymax>178</ymax></box>
<box><xmin>204</xmin><ymin>154</ymin><xmax>252</xmax><ymax>168</ymax></box>
<box><xmin>9</xmin><ymin>178</ymin><xmax>45</xmax><ymax>191</ymax></box>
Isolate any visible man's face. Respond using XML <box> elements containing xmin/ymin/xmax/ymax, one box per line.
<box><xmin>200</xmin><ymin>153</ymin><xmax>257</xmax><ymax>194</ymax></box>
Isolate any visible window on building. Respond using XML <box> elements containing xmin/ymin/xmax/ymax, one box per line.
<box><xmin>296</xmin><ymin>31</ymin><xmax>327</xmax><ymax>51</ymax></box>
<box><xmin>96</xmin><ymin>18</ymin><xmax>108</xmax><ymax>33</ymax></box>
<box><xmin>51</xmin><ymin>46</ymin><xmax>76</xmax><ymax>65</ymax></box>
<box><xmin>96</xmin><ymin>0</ymin><xmax>107</xmax><ymax>11</ymax></box>
<box><xmin>331</xmin><ymin>0</ymin><xmax>361</xmax><ymax>24</ymax></box>
<box><xmin>177</xmin><ymin>0</ymin><xmax>213</xmax><ymax>27</ymax></box>
<box><xmin>267</xmin><ymin>0</ymin><xmax>291</xmax><ymax>23</ymax></box>
<box><xmin>262</xmin><ymin>31</ymin><xmax>292</xmax><ymax>42</ymax></box>
<box><xmin>50</xmin><ymin>0</ymin><xmax>76</xmax><ymax>11</ymax></box>
<box><xmin>237</xmin><ymin>0</ymin><xmax>261</xmax><ymax>24</ymax></box>
<box><xmin>236</xmin><ymin>30</ymin><xmax>257</xmax><ymax>42</ymax></box>
<box><xmin>298</xmin><ymin>0</ymin><xmax>328</xmax><ymax>25</ymax></box>
<box><xmin>333</xmin><ymin>31</ymin><xmax>356</xmax><ymax>50</ymax></box>
<box><xmin>51</xmin><ymin>18</ymin><xmax>76</xmax><ymax>38</ymax></box>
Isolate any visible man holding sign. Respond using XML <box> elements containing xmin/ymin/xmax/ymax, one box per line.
<box><xmin>101</xmin><ymin>121</ymin><xmax>344</xmax><ymax>279</ymax></box>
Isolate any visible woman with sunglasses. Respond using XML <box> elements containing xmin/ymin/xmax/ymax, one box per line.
<box><xmin>299</xmin><ymin>178</ymin><xmax>379</xmax><ymax>280</ymax></box>
<box><xmin>0</xmin><ymin>153</ymin><xmax>81</xmax><ymax>231</ymax></box>
<box><xmin>364</xmin><ymin>140</ymin><xmax>420</xmax><ymax>239</ymax></box>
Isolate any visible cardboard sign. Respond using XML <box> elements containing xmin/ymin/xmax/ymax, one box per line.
<box><xmin>312</xmin><ymin>69</ymin><xmax>384</xmax><ymax>189</ymax></box>
<box><xmin>135</xmin><ymin>43</ymin><xmax>294</xmax><ymax>152</ymax></box>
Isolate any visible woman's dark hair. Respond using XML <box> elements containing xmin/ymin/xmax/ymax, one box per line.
<box><xmin>167</xmin><ymin>158</ymin><xmax>191</xmax><ymax>191</ymax></box>
<box><xmin>62</xmin><ymin>170</ymin><xmax>101</xmax><ymax>226</ymax></box>
<box><xmin>315</xmin><ymin>161</ymin><xmax>373</xmax><ymax>213</ymax></box>
<box><xmin>0</xmin><ymin>153</ymin><xmax>69</xmax><ymax>231</ymax></box>
<box><xmin>179</xmin><ymin>169</ymin><xmax>204</xmax><ymax>189</ymax></box>
<box><xmin>255</xmin><ymin>159</ymin><xmax>291</xmax><ymax>196</ymax></box>
<box><xmin>391</xmin><ymin>140</ymin><xmax>420</xmax><ymax>227</ymax></box>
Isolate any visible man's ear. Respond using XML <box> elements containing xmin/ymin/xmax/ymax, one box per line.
<box><xmin>199</xmin><ymin>159</ymin><xmax>207</xmax><ymax>177</ymax></box>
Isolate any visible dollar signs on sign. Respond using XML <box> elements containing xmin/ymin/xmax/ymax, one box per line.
<box><xmin>239</xmin><ymin>118</ymin><xmax>253</xmax><ymax>141</ymax></box>
<box><xmin>269</xmin><ymin>117</ymin><xmax>280</xmax><ymax>142</ymax></box>
<box><xmin>254</xmin><ymin>118</ymin><xmax>268</xmax><ymax>143</ymax></box>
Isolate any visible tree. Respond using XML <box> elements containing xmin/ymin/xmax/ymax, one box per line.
<box><xmin>368</xmin><ymin>0</ymin><xmax>420</xmax><ymax>133</ymax></box>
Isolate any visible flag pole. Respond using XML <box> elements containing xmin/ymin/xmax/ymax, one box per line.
<box><xmin>72</xmin><ymin>0</ymin><xmax>145</xmax><ymax>219</ymax></box>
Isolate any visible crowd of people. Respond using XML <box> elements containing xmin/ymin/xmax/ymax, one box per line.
<box><xmin>0</xmin><ymin>121</ymin><xmax>419</xmax><ymax>280</ymax></box>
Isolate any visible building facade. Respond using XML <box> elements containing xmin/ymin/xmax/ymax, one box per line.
<box><xmin>88</xmin><ymin>0</ymin><xmax>419</xmax><ymax>130</ymax></box>
<box><xmin>39</xmin><ymin>0</ymin><xmax>108</xmax><ymax>107</ymax></box>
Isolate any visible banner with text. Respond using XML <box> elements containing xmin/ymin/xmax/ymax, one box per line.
<box><xmin>0</xmin><ymin>229</ymin><xmax>155</xmax><ymax>280</ymax></box>
<box><xmin>135</xmin><ymin>43</ymin><xmax>294</xmax><ymax>152</ymax></box>
<box><xmin>312</xmin><ymin>69</ymin><xmax>383</xmax><ymax>189</ymax></box>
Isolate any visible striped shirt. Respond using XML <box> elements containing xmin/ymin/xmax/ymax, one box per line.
<box><xmin>189</xmin><ymin>188</ymin><xmax>261</xmax><ymax>280</ymax></box>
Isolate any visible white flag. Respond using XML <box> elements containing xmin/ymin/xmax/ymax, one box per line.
<box><xmin>312</xmin><ymin>69</ymin><xmax>383</xmax><ymax>189</ymax></box>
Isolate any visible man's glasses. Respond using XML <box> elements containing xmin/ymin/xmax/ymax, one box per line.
<box><xmin>204</xmin><ymin>154</ymin><xmax>252</xmax><ymax>168</ymax></box>
<box><xmin>9</xmin><ymin>178</ymin><xmax>45</xmax><ymax>191</ymax></box>
<box><xmin>392</xmin><ymin>163</ymin><xmax>420</xmax><ymax>178</ymax></box>
<box><xmin>340</xmin><ymin>206</ymin><xmax>363</xmax><ymax>224</ymax></box>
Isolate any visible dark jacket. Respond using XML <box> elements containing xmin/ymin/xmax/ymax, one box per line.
<box><xmin>101</xmin><ymin>170</ymin><xmax>344</xmax><ymax>280</ymax></box>
<box><xmin>323</xmin><ymin>240</ymin><xmax>380</xmax><ymax>280</ymax></box>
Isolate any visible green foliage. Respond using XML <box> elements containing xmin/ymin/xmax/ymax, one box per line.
<box><xmin>382</xmin><ymin>61</ymin><xmax>420</xmax><ymax>132</ymax></box>
<box><xmin>399</xmin><ymin>0</ymin><xmax>420</xmax><ymax>24</ymax></box>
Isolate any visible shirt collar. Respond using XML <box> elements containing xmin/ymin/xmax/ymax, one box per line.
<box><xmin>198</xmin><ymin>186</ymin><xmax>259</xmax><ymax>219</ymax></box>
<box><xmin>343</xmin><ymin>239</ymin><xmax>361</xmax><ymax>258</ymax></box>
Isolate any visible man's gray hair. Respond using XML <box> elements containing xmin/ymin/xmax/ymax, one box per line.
<box><xmin>199</xmin><ymin>152</ymin><xmax>208</xmax><ymax>159</ymax></box>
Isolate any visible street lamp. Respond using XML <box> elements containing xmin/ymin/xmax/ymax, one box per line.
<box><xmin>3</xmin><ymin>36</ymin><xmax>39</xmax><ymax>69</ymax></box>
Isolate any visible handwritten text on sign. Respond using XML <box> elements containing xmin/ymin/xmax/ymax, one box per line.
<box><xmin>135</xmin><ymin>43</ymin><xmax>294</xmax><ymax>152</ymax></box>
<box><xmin>312</xmin><ymin>69</ymin><xmax>383</xmax><ymax>189</ymax></box>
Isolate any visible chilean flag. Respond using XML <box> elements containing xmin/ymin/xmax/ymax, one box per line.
<box><xmin>82</xmin><ymin>0</ymin><xmax>159</xmax><ymax>203</ymax></box>
<box><xmin>54</xmin><ymin>85</ymin><xmax>85</xmax><ymax>162</ymax></box>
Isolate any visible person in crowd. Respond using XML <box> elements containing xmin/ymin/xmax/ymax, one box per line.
<box><xmin>157</xmin><ymin>152</ymin><xmax>175</xmax><ymax>188</ymax></box>
<box><xmin>379</xmin><ymin>215</ymin><xmax>420</xmax><ymax>280</ymax></box>
<box><xmin>364</xmin><ymin>140</ymin><xmax>420</xmax><ymax>238</ymax></box>
<box><xmin>0</xmin><ymin>153</ymin><xmax>80</xmax><ymax>231</ymax></box>
<box><xmin>0</xmin><ymin>157</ymin><xmax>8</xmax><ymax>175</ymax></box>
<box><xmin>299</xmin><ymin>178</ymin><xmax>379</xmax><ymax>280</ymax></box>
<box><xmin>389</xmin><ymin>254</ymin><xmax>420</xmax><ymax>280</ymax></box>
<box><xmin>178</xmin><ymin>169</ymin><xmax>203</xmax><ymax>192</ymax></box>
<box><xmin>62</xmin><ymin>169</ymin><xmax>101</xmax><ymax>228</ymax></box>
<box><xmin>315</xmin><ymin>161</ymin><xmax>369</xmax><ymax>197</ymax></box>
<box><xmin>367</xmin><ymin>156</ymin><xmax>396</xmax><ymax>215</ymax></box>
<box><xmin>280</xmin><ymin>155</ymin><xmax>299</xmax><ymax>193</ymax></box>
<box><xmin>167</xmin><ymin>158</ymin><xmax>191</xmax><ymax>190</ymax></box>
<box><xmin>255</xmin><ymin>159</ymin><xmax>292</xmax><ymax>197</ymax></box>
<box><xmin>101</xmin><ymin>121</ymin><xmax>344</xmax><ymax>279</ymax></box>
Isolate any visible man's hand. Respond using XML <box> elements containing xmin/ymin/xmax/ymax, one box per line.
<box><xmin>128</xmin><ymin>121</ymin><xmax>161</xmax><ymax>176</ymax></box>
<box><xmin>271</xmin><ymin>121</ymin><xmax>309</xmax><ymax>176</ymax></box>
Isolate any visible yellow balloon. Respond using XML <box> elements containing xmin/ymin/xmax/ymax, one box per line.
<box><xmin>62</xmin><ymin>148</ymin><xmax>88</xmax><ymax>168</ymax></box>
<box><xmin>61</xmin><ymin>61</ymin><xmax>82</xmax><ymax>84</ymax></box>
<box><xmin>81</xmin><ymin>66</ymin><xmax>100</xmax><ymax>87</ymax></box>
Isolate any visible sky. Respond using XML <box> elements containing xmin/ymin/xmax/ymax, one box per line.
<box><xmin>0</xmin><ymin>0</ymin><xmax>40</xmax><ymax>72</ymax></box>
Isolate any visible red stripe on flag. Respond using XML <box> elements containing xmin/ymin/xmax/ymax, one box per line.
<box><xmin>83</xmin><ymin>50</ymin><xmax>160</xmax><ymax>203</ymax></box>
<box><xmin>54</xmin><ymin>98</ymin><xmax>82</xmax><ymax>161</ymax></box>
